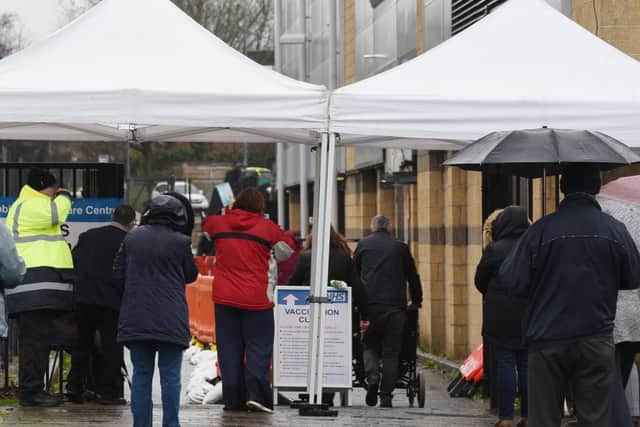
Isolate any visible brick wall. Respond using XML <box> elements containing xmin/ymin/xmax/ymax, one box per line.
<box><xmin>574</xmin><ymin>0</ymin><xmax>640</xmax><ymax>60</ymax></box>
<box><xmin>416</xmin><ymin>152</ymin><xmax>446</xmax><ymax>353</ymax></box>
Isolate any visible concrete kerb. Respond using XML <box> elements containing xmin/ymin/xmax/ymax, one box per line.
<box><xmin>417</xmin><ymin>350</ymin><xmax>460</xmax><ymax>375</ymax></box>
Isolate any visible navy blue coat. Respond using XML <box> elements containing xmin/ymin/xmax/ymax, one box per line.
<box><xmin>73</xmin><ymin>223</ymin><xmax>127</xmax><ymax>311</ymax></box>
<box><xmin>114</xmin><ymin>224</ymin><xmax>198</xmax><ymax>348</ymax></box>
<box><xmin>500</xmin><ymin>193</ymin><xmax>640</xmax><ymax>347</ymax></box>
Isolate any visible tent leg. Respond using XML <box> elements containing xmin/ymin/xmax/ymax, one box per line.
<box><xmin>300</xmin><ymin>132</ymin><xmax>337</xmax><ymax>417</ymax></box>
<box><xmin>276</xmin><ymin>142</ymin><xmax>285</xmax><ymax>227</ymax></box>
<box><xmin>124</xmin><ymin>139</ymin><xmax>131</xmax><ymax>202</ymax></box>
<box><xmin>306</xmin><ymin>133</ymin><xmax>329</xmax><ymax>405</ymax></box>
<box><xmin>300</xmin><ymin>145</ymin><xmax>309</xmax><ymax>239</ymax></box>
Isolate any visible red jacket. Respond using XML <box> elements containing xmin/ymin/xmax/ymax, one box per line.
<box><xmin>202</xmin><ymin>209</ymin><xmax>294</xmax><ymax>310</ymax></box>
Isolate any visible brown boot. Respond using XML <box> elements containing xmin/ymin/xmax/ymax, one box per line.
<box><xmin>516</xmin><ymin>418</ymin><xmax>527</xmax><ymax>427</ymax></box>
<box><xmin>494</xmin><ymin>420</ymin><xmax>513</xmax><ymax>427</ymax></box>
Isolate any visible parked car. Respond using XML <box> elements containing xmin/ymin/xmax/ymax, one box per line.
<box><xmin>152</xmin><ymin>181</ymin><xmax>209</xmax><ymax>212</ymax></box>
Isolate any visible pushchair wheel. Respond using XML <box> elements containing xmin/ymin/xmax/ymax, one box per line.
<box><xmin>418</xmin><ymin>371</ymin><xmax>426</xmax><ymax>408</ymax></box>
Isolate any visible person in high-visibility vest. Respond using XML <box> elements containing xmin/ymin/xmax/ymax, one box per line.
<box><xmin>5</xmin><ymin>168</ymin><xmax>74</xmax><ymax>407</ymax></box>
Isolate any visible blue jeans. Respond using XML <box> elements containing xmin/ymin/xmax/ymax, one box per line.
<box><xmin>129</xmin><ymin>342</ymin><xmax>183</xmax><ymax>427</ymax></box>
<box><xmin>494</xmin><ymin>345</ymin><xmax>528</xmax><ymax>420</ymax></box>
<box><xmin>215</xmin><ymin>304</ymin><xmax>274</xmax><ymax>410</ymax></box>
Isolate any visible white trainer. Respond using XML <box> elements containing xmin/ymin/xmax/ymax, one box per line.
<box><xmin>246</xmin><ymin>400</ymin><xmax>274</xmax><ymax>414</ymax></box>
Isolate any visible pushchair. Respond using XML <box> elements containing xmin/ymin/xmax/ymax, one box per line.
<box><xmin>353</xmin><ymin>308</ymin><xmax>426</xmax><ymax>408</ymax></box>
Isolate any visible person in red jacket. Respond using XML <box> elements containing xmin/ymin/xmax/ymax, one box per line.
<box><xmin>202</xmin><ymin>188</ymin><xmax>294</xmax><ymax>413</ymax></box>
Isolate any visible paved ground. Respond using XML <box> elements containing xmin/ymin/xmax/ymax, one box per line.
<box><xmin>0</xmin><ymin>357</ymin><xmax>500</xmax><ymax>426</ymax></box>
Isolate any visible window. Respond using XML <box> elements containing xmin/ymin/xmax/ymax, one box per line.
<box><xmin>451</xmin><ymin>0</ymin><xmax>506</xmax><ymax>35</ymax></box>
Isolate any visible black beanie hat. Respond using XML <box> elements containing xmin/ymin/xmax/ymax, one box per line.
<box><xmin>27</xmin><ymin>168</ymin><xmax>57</xmax><ymax>191</ymax></box>
<box><xmin>560</xmin><ymin>164</ymin><xmax>601</xmax><ymax>196</ymax></box>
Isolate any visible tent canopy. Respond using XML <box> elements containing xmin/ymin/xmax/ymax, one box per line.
<box><xmin>330</xmin><ymin>0</ymin><xmax>640</xmax><ymax>149</ymax></box>
<box><xmin>0</xmin><ymin>0</ymin><xmax>327</xmax><ymax>144</ymax></box>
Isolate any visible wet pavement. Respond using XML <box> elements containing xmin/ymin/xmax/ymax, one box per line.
<box><xmin>0</xmin><ymin>361</ymin><xmax>499</xmax><ymax>426</ymax></box>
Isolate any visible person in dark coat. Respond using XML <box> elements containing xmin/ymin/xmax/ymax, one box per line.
<box><xmin>67</xmin><ymin>204</ymin><xmax>136</xmax><ymax>405</ymax></box>
<box><xmin>475</xmin><ymin>206</ymin><xmax>530</xmax><ymax>427</ymax></box>
<box><xmin>114</xmin><ymin>195</ymin><xmax>198</xmax><ymax>427</ymax></box>
<box><xmin>354</xmin><ymin>215</ymin><xmax>422</xmax><ymax>408</ymax></box>
<box><xmin>500</xmin><ymin>164</ymin><xmax>640</xmax><ymax>427</ymax></box>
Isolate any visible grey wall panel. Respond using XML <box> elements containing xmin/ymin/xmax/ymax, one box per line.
<box><xmin>545</xmin><ymin>0</ymin><xmax>572</xmax><ymax>16</ymax></box>
<box><xmin>423</xmin><ymin>0</ymin><xmax>451</xmax><ymax>51</ymax></box>
<box><xmin>396</xmin><ymin>0</ymin><xmax>417</xmax><ymax>61</ymax></box>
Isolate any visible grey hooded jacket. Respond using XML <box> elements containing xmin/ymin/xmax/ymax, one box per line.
<box><xmin>0</xmin><ymin>222</ymin><xmax>26</xmax><ymax>337</ymax></box>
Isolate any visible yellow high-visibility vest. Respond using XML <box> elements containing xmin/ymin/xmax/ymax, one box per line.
<box><xmin>6</xmin><ymin>185</ymin><xmax>73</xmax><ymax>269</ymax></box>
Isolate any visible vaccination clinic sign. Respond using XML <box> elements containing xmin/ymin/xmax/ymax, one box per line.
<box><xmin>0</xmin><ymin>197</ymin><xmax>123</xmax><ymax>246</ymax></box>
<box><xmin>273</xmin><ymin>286</ymin><xmax>352</xmax><ymax>391</ymax></box>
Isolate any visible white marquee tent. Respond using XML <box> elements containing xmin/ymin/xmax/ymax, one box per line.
<box><xmin>4</xmin><ymin>0</ymin><xmax>640</xmax><ymax>408</ymax></box>
<box><xmin>0</xmin><ymin>0</ymin><xmax>333</xmax><ymax>407</ymax></box>
<box><xmin>0</xmin><ymin>0</ymin><xmax>327</xmax><ymax>144</ymax></box>
<box><xmin>330</xmin><ymin>0</ymin><xmax>640</xmax><ymax>149</ymax></box>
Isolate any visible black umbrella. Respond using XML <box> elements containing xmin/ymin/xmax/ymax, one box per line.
<box><xmin>443</xmin><ymin>128</ymin><xmax>640</xmax><ymax>178</ymax></box>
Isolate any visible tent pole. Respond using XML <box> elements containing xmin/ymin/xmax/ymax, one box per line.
<box><xmin>124</xmin><ymin>136</ymin><xmax>131</xmax><ymax>203</ymax></box>
<box><xmin>300</xmin><ymin>145</ymin><xmax>308</xmax><ymax>239</ymax></box>
<box><xmin>306</xmin><ymin>133</ymin><xmax>329</xmax><ymax>405</ymax></box>
<box><xmin>276</xmin><ymin>143</ymin><xmax>285</xmax><ymax>226</ymax></box>
<box><xmin>305</xmin><ymin>132</ymin><xmax>337</xmax><ymax>412</ymax></box>
<box><xmin>315</xmin><ymin>132</ymin><xmax>336</xmax><ymax>402</ymax></box>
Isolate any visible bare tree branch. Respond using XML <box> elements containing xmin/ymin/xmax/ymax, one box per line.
<box><xmin>58</xmin><ymin>0</ymin><xmax>101</xmax><ymax>25</ymax></box>
<box><xmin>0</xmin><ymin>13</ymin><xmax>23</xmax><ymax>59</ymax></box>
<box><xmin>172</xmin><ymin>0</ymin><xmax>273</xmax><ymax>54</ymax></box>
<box><xmin>59</xmin><ymin>0</ymin><xmax>273</xmax><ymax>54</ymax></box>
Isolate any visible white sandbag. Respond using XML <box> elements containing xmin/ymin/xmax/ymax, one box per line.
<box><xmin>186</xmin><ymin>382</ymin><xmax>214</xmax><ymax>404</ymax></box>
<box><xmin>202</xmin><ymin>382</ymin><xmax>223</xmax><ymax>404</ymax></box>
<box><xmin>187</xmin><ymin>376</ymin><xmax>207</xmax><ymax>392</ymax></box>
<box><xmin>191</xmin><ymin>350</ymin><xmax>217</xmax><ymax>366</ymax></box>
<box><xmin>193</xmin><ymin>365</ymin><xmax>217</xmax><ymax>381</ymax></box>
<box><xmin>184</xmin><ymin>345</ymin><xmax>201</xmax><ymax>362</ymax></box>
<box><xmin>187</xmin><ymin>390</ymin><xmax>205</xmax><ymax>404</ymax></box>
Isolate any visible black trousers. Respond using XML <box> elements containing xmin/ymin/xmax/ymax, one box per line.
<box><xmin>215</xmin><ymin>304</ymin><xmax>274</xmax><ymax>410</ymax></box>
<box><xmin>17</xmin><ymin>310</ymin><xmax>58</xmax><ymax>398</ymax></box>
<box><xmin>68</xmin><ymin>304</ymin><xmax>123</xmax><ymax>399</ymax></box>
<box><xmin>528</xmin><ymin>335</ymin><xmax>616</xmax><ymax>427</ymax></box>
<box><xmin>363</xmin><ymin>304</ymin><xmax>406</xmax><ymax>396</ymax></box>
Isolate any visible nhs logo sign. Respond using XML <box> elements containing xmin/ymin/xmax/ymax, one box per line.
<box><xmin>328</xmin><ymin>291</ymin><xmax>348</xmax><ymax>304</ymax></box>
